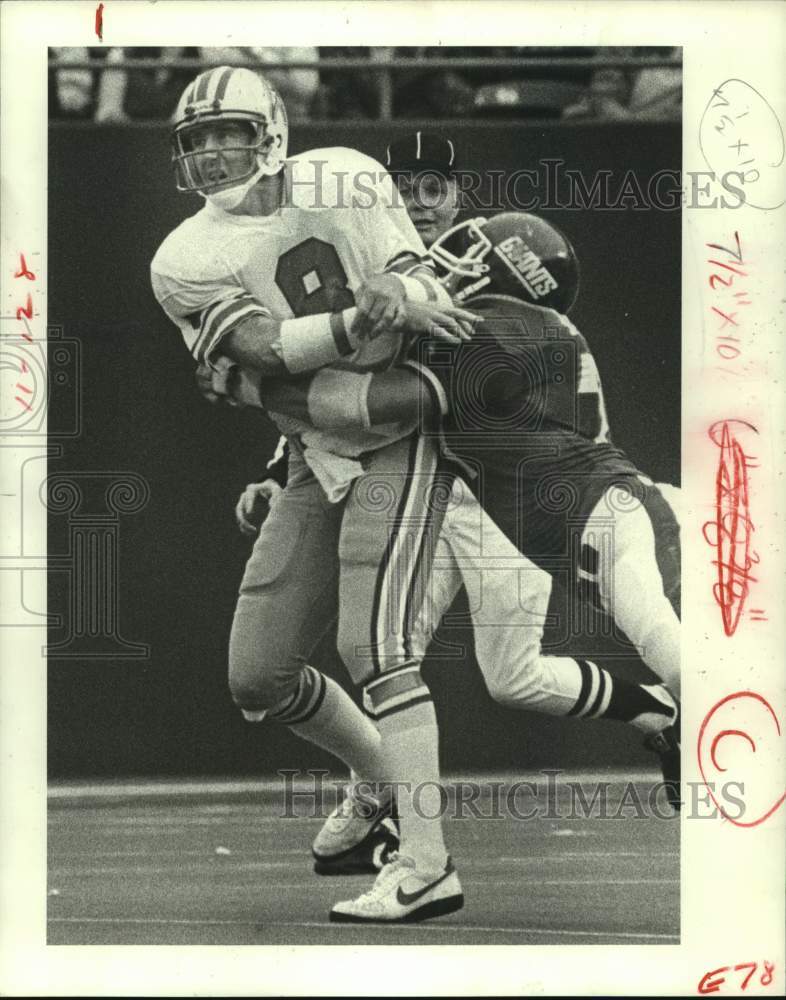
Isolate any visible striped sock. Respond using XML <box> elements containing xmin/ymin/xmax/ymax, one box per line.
<box><xmin>270</xmin><ymin>666</ymin><xmax>386</xmax><ymax>782</ymax></box>
<box><xmin>567</xmin><ymin>660</ymin><xmax>678</xmax><ymax>734</ymax></box>
<box><xmin>365</xmin><ymin>664</ymin><xmax>448</xmax><ymax>874</ymax></box>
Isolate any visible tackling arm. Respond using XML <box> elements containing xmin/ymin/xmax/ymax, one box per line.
<box><xmin>223</xmin><ymin>361</ymin><xmax>445</xmax><ymax>432</ymax></box>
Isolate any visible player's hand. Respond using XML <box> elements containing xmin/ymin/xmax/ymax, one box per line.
<box><xmin>195</xmin><ymin>358</ymin><xmax>264</xmax><ymax>409</ymax></box>
<box><xmin>195</xmin><ymin>358</ymin><xmax>240</xmax><ymax>407</ymax></box>
<box><xmin>399</xmin><ymin>300</ymin><xmax>482</xmax><ymax>344</ymax></box>
<box><xmin>235</xmin><ymin>479</ymin><xmax>282</xmax><ymax>536</ymax></box>
<box><xmin>195</xmin><ymin>362</ymin><xmax>223</xmax><ymax>404</ymax></box>
<box><xmin>353</xmin><ymin>274</ymin><xmax>408</xmax><ymax>342</ymax></box>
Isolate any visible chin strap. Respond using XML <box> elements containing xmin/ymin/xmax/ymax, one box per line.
<box><xmin>204</xmin><ymin>138</ymin><xmax>285</xmax><ymax>210</ymax></box>
<box><xmin>205</xmin><ymin>161</ymin><xmax>268</xmax><ymax>210</ymax></box>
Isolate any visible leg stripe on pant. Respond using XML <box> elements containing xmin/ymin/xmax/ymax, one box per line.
<box><xmin>402</xmin><ymin>471</ymin><xmax>451</xmax><ymax>660</ymax></box>
<box><xmin>369</xmin><ymin>436</ymin><xmax>420</xmax><ymax>676</ymax></box>
<box><xmin>370</xmin><ymin>435</ymin><xmax>439</xmax><ymax>677</ymax></box>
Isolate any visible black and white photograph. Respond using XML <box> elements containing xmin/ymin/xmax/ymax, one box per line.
<box><xmin>47</xmin><ymin>37</ymin><xmax>683</xmax><ymax>944</ymax></box>
<box><xmin>2</xmin><ymin>1</ymin><xmax>784</xmax><ymax>995</ymax></box>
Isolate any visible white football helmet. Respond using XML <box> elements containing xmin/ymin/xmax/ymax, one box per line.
<box><xmin>172</xmin><ymin>66</ymin><xmax>288</xmax><ymax>209</ymax></box>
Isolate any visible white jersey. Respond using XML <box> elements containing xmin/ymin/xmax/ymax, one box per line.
<box><xmin>151</xmin><ymin>147</ymin><xmax>427</xmax><ymax>496</ymax></box>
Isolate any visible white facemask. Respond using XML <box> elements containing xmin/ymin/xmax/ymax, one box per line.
<box><xmin>203</xmin><ymin>142</ymin><xmax>285</xmax><ymax>212</ymax></box>
<box><xmin>203</xmin><ymin>162</ymin><xmax>266</xmax><ymax>211</ymax></box>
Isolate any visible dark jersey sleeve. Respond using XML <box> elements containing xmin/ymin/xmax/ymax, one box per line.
<box><xmin>409</xmin><ymin>294</ymin><xmax>638</xmax><ymax>564</ymax></box>
<box><xmin>411</xmin><ymin>295</ymin><xmax>610</xmax><ymax>442</ymax></box>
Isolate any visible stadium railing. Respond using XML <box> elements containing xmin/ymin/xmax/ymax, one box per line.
<box><xmin>47</xmin><ymin>53</ymin><xmax>683</xmax><ymax>123</ymax></box>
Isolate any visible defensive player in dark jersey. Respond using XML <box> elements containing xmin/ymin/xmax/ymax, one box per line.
<box><xmin>209</xmin><ymin>206</ymin><xmax>682</xmax><ymax>922</ymax></box>
<box><xmin>215</xmin><ymin>211</ymin><xmax>682</xmax><ymax>809</ymax></box>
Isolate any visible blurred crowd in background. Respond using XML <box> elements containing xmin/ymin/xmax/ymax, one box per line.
<box><xmin>50</xmin><ymin>46</ymin><xmax>681</xmax><ymax>123</ymax></box>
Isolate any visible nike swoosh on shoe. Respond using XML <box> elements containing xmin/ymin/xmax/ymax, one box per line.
<box><xmin>395</xmin><ymin>858</ymin><xmax>455</xmax><ymax>906</ymax></box>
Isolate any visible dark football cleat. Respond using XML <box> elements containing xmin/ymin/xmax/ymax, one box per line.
<box><xmin>313</xmin><ymin>815</ymin><xmax>400</xmax><ymax>876</ymax></box>
<box><xmin>313</xmin><ymin>783</ymin><xmax>399</xmax><ymax>876</ymax></box>
<box><xmin>644</xmin><ymin>721</ymin><xmax>681</xmax><ymax>812</ymax></box>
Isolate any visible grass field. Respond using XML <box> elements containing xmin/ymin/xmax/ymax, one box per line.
<box><xmin>48</xmin><ymin>771</ymin><xmax>679</xmax><ymax>946</ymax></box>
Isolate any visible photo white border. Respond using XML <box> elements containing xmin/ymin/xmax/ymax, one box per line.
<box><xmin>1</xmin><ymin>1</ymin><xmax>784</xmax><ymax>995</ymax></box>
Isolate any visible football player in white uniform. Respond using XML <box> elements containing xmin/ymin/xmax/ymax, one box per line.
<box><xmin>221</xmin><ymin>213</ymin><xmax>682</xmax><ymax>784</ymax></box>
<box><xmin>208</xmin><ymin>135</ymin><xmax>681</xmax><ymax>921</ymax></box>
<box><xmin>236</xmin><ymin>130</ymin><xmax>463</xmax><ymax>521</ymax></box>
<box><xmin>153</xmin><ymin>69</ymin><xmax>481</xmax><ymax>923</ymax></box>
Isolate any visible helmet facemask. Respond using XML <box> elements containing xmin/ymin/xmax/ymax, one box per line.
<box><xmin>172</xmin><ymin>115</ymin><xmax>283</xmax><ymax>198</ymax></box>
<box><xmin>171</xmin><ymin>68</ymin><xmax>289</xmax><ymax>211</ymax></box>
<box><xmin>427</xmin><ymin>218</ymin><xmax>493</xmax><ymax>279</ymax></box>
<box><xmin>429</xmin><ymin>212</ymin><xmax>580</xmax><ymax>313</ymax></box>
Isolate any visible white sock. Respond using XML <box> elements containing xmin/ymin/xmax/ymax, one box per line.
<box><xmin>270</xmin><ymin>666</ymin><xmax>386</xmax><ymax>782</ymax></box>
<box><xmin>372</xmin><ymin>691</ymin><xmax>448</xmax><ymax>874</ymax></box>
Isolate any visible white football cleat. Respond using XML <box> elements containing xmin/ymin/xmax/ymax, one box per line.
<box><xmin>312</xmin><ymin>784</ymin><xmax>399</xmax><ymax>875</ymax></box>
<box><xmin>329</xmin><ymin>853</ymin><xmax>464</xmax><ymax>923</ymax></box>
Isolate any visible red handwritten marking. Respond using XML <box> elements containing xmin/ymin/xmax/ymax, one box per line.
<box><xmin>708</xmin><ymin>259</ymin><xmax>747</xmax><ymax>276</ymax></box>
<box><xmin>711</xmin><ymin>305</ymin><xmax>739</xmax><ymax>328</ymax></box>
<box><xmin>707</xmin><ymin>232</ymin><xmax>744</xmax><ymax>264</ymax></box>
<box><xmin>702</xmin><ymin>420</ymin><xmax>758</xmax><ymax>636</ymax></box>
<box><xmin>698</xmin><ymin>960</ymin><xmax>776</xmax><ymax>994</ymax></box>
<box><xmin>716</xmin><ymin>341</ymin><xmax>741</xmax><ymax>362</ymax></box>
<box><xmin>710</xmin><ymin>728</ymin><xmax>756</xmax><ymax>769</ymax></box>
<box><xmin>708</xmin><ymin>260</ymin><xmax>748</xmax><ymax>289</ymax></box>
<box><xmin>697</xmin><ymin>692</ymin><xmax>786</xmax><ymax>828</ymax></box>
<box><xmin>16</xmin><ymin>293</ymin><xmax>33</xmax><ymax>322</ymax></box>
<box><xmin>95</xmin><ymin>3</ymin><xmax>104</xmax><ymax>41</ymax></box>
<box><xmin>707</xmin><ymin>233</ymin><xmax>754</xmax><ymax>364</ymax></box>
<box><xmin>13</xmin><ymin>251</ymin><xmax>38</xmax><ymax>413</ymax></box>
<box><xmin>14</xmin><ymin>253</ymin><xmax>36</xmax><ymax>280</ymax></box>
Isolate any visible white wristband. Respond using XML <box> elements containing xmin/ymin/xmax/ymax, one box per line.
<box><xmin>279</xmin><ymin>307</ymin><xmax>358</xmax><ymax>373</ymax></box>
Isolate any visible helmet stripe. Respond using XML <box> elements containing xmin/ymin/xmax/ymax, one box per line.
<box><xmin>193</xmin><ymin>69</ymin><xmax>215</xmax><ymax>103</ymax></box>
<box><xmin>211</xmin><ymin>66</ymin><xmax>235</xmax><ymax>104</ymax></box>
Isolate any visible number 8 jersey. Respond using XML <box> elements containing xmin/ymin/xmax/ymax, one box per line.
<box><xmin>151</xmin><ymin>147</ymin><xmax>428</xmax><ymax>484</ymax></box>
